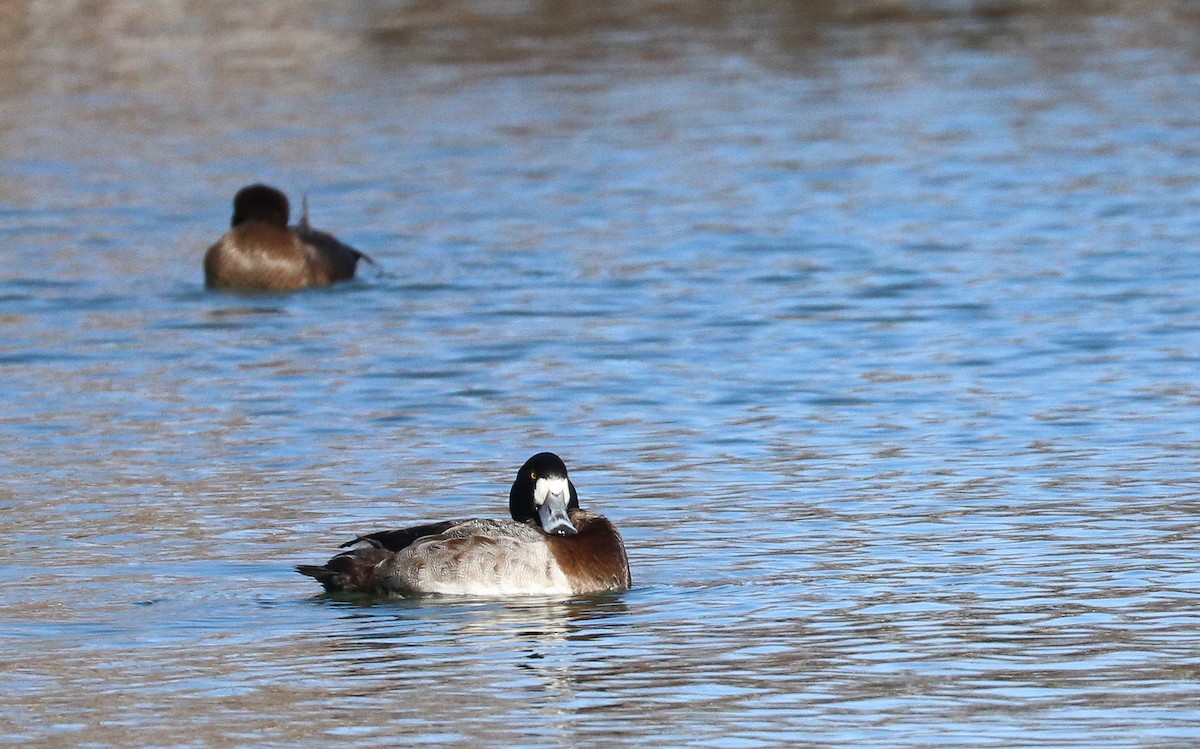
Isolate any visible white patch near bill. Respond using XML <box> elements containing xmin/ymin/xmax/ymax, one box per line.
<box><xmin>534</xmin><ymin>476</ymin><xmax>570</xmax><ymax>506</ymax></box>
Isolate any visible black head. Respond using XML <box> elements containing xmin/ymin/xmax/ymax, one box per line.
<box><xmin>231</xmin><ymin>184</ymin><xmax>289</xmax><ymax>228</ymax></box>
<box><xmin>509</xmin><ymin>452</ymin><xmax>580</xmax><ymax>535</ymax></box>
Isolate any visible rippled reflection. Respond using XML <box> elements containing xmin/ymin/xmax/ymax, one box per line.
<box><xmin>4</xmin><ymin>0</ymin><xmax>1200</xmax><ymax>747</ymax></box>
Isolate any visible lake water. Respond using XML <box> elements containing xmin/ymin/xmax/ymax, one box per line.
<box><xmin>3</xmin><ymin>1</ymin><xmax>1200</xmax><ymax>746</ymax></box>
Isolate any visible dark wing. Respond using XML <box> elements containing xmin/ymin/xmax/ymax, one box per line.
<box><xmin>295</xmin><ymin>224</ymin><xmax>376</xmax><ymax>280</ymax></box>
<box><xmin>338</xmin><ymin>520</ymin><xmax>462</xmax><ymax>552</ymax></box>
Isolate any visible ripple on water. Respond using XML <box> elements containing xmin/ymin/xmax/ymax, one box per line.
<box><xmin>4</xmin><ymin>2</ymin><xmax>1200</xmax><ymax>747</ymax></box>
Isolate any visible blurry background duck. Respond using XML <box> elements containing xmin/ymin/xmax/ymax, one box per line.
<box><xmin>297</xmin><ymin>452</ymin><xmax>632</xmax><ymax>598</ymax></box>
<box><xmin>204</xmin><ymin>183</ymin><xmax>374</xmax><ymax>291</ymax></box>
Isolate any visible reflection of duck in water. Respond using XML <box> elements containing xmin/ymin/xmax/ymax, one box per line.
<box><xmin>204</xmin><ymin>184</ymin><xmax>372</xmax><ymax>291</ymax></box>
<box><xmin>297</xmin><ymin>453</ymin><xmax>632</xmax><ymax>597</ymax></box>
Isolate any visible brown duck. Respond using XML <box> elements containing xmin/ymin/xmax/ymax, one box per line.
<box><xmin>204</xmin><ymin>184</ymin><xmax>372</xmax><ymax>291</ymax></box>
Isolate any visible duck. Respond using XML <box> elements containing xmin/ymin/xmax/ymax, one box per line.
<box><xmin>203</xmin><ymin>183</ymin><xmax>373</xmax><ymax>291</ymax></box>
<box><xmin>296</xmin><ymin>452</ymin><xmax>632</xmax><ymax>597</ymax></box>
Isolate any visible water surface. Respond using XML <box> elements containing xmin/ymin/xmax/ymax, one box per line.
<box><xmin>3</xmin><ymin>2</ymin><xmax>1200</xmax><ymax>746</ymax></box>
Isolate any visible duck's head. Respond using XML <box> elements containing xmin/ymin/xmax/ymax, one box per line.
<box><xmin>509</xmin><ymin>452</ymin><xmax>580</xmax><ymax>536</ymax></box>
<box><xmin>231</xmin><ymin>183</ymin><xmax>289</xmax><ymax>228</ymax></box>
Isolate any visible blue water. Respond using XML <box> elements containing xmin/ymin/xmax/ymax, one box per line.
<box><xmin>3</xmin><ymin>2</ymin><xmax>1200</xmax><ymax>746</ymax></box>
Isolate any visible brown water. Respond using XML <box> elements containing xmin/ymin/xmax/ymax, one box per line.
<box><xmin>3</xmin><ymin>2</ymin><xmax>1200</xmax><ymax>746</ymax></box>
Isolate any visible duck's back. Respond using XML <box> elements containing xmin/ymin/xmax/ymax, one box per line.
<box><xmin>204</xmin><ymin>222</ymin><xmax>313</xmax><ymax>290</ymax></box>
<box><xmin>380</xmin><ymin>519</ymin><xmax>574</xmax><ymax>597</ymax></box>
<box><xmin>204</xmin><ymin>221</ymin><xmax>366</xmax><ymax>291</ymax></box>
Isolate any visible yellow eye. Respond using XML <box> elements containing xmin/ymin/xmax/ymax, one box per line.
<box><xmin>530</xmin><ymin>471</ymin><xmax>538</xmax><ymax>481</ymax></box>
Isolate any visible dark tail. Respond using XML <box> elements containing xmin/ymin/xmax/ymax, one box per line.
<box><xmin>295</xmin><ymin>194</ymin><xmax>378</xmax><ymax>271</ymax></box>
<box><xmin>295</xmin><ymin>546</ymin><xmax>392</xmax><ymax>595</ymax></box>
<box><xmin>295</xmin><ymin>564</ymin><xmax>339</xmax><ymax>589</ymax></box>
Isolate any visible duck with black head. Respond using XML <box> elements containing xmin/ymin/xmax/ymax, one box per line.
<box><xmin>204</xmin><ymin>183</ymin><xmax>373</xmax><ymax>291</ymax></box>
<box><xmin>296</xmin><ymin>452</ymin><xmax>632</xmax><ymax>597</ymax></box>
